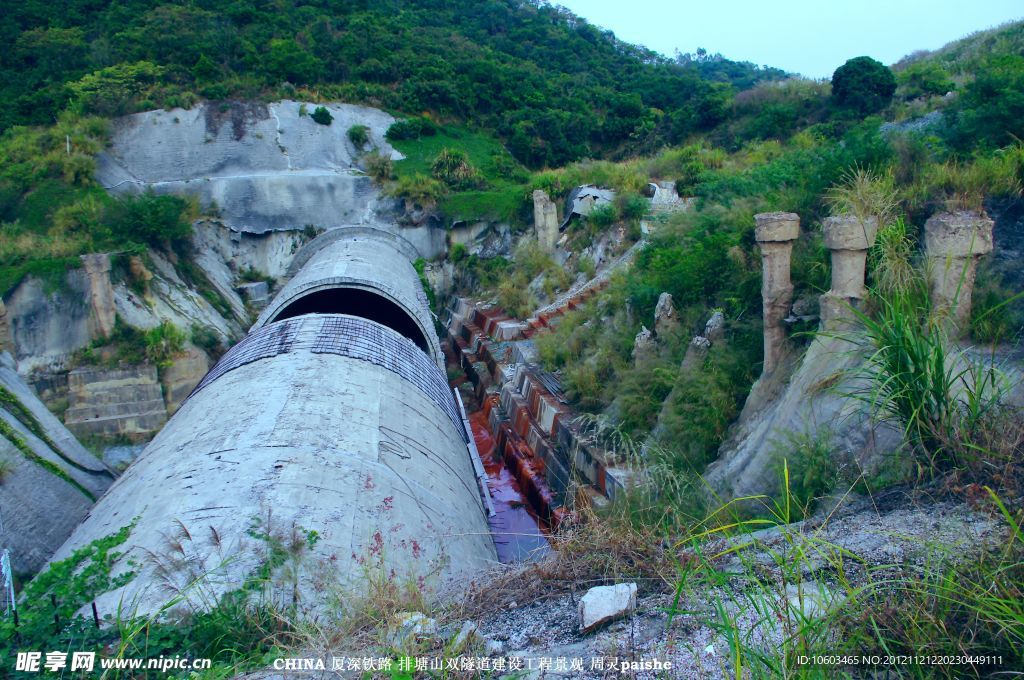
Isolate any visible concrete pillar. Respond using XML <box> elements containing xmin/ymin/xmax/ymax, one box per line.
<box><xmin>80</xmin><ymin>253</ymin><xmax>116</xmax><ymax>339</ymax></box>
<box><xmin>819</xmin><ymin>215</ymin><xmax>878</xmax><ymax>330</ymax></box>
<box><xmin>533</xmin><ymin>190</ymin><xmax>559</xmax><ymax>252</ymax></box>
<box><xmin>755</xmin><ymin>212</ymin><xmax>800</xmax><ymax>374</ymax></box>
<box><xmin>924</xmin><ymin>210</ymin><xmax>994</xmax><ymax>335</ymax></box>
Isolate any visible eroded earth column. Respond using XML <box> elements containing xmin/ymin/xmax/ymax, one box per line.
<box><xmin>755</xmin><ymin>212</ymin><xmax>800</xmax><ymax>374</ymax></box>
<box><xmin>819</xmin><ymin>215</ymin><xmax>879</xmax><ymax>331</ymax></box>
<box><xmin>533</xmin><ymin>190</ymin><xmax>560</xmax><ymax>253</ymax></box>
<box><xmin>924</xmin><ymin>210</ymin><xmax>994</xmax><ymax>335</ymax></box>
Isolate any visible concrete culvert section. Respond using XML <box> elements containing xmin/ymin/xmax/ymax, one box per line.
<box><xmin>255</xmin><ymin>235</ymin><xmax>443</xmax><ymax>365</ymax></box>
<box><xmin>50</xmin><ymin>230</ymin><xmax>496</xmax><ymax>616</ymax></box>
<box><xmin>269</xmin><ymin>288</ymin><xmax>431</xmax><ymax>353</ymax></box>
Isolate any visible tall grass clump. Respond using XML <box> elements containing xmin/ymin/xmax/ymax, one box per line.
<box><xmin>853</xmin><ymin>268</ymin><xmax>1008</xmax><ymax>475</ymax></box>
<box><xmin>826</xmin><ymin>166</ymin><xmax>899</xmax><ymax>227</ymax></box>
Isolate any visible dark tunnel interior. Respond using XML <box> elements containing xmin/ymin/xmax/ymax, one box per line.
<box><xmin>270</xmin><ymin>287</ymin><xmax>431</xmax><ymax>353</ymax></box>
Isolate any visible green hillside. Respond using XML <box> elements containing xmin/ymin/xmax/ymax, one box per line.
<box><xmin>0</xmin><ymin>0</ymin><xmax>785</xmax><ymax>168</ymax></box>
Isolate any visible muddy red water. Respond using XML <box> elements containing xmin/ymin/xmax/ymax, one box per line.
<box><xmin>469</xmin><ymin>411</ymin><xmax>551</xmax><ymax>562</ymax></box>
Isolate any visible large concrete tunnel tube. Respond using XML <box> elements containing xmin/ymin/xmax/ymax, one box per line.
<box><xmin>256</xmin><ymin>234</ymin><xmax>443</xmax><ymax>365</ymax></box>
<box><xmin>51</xmin><ymin>231</ymin><xmax>496</xmax><ymax>615</ymax></box>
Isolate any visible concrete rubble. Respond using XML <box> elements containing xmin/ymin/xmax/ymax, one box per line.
<box><xmin>560</xmin><ymin>185</ymin><xmax>615</xmax><ymax>231</ymax></box>
<box><xmin>387</xmin><ymin>612</ymin><xmax>438</xmax><ymax>648</ymax></box>
<box><xmin>632</xmin><ymin>325</ymin><xmax>656</xmax><ymax>366</ymax></box>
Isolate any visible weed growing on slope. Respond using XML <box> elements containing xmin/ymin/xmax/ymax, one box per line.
<box><xmin>667</xmin><ymin>469</ymin><xmax>1024</xmax><ymax>678</ymax></box>
<box><xmin>1</xmin><ymin>517</ymin><xmax>319</xmax><ymax>678</ymax></box>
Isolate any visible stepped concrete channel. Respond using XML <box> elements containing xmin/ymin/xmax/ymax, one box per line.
<box><xmin>51</xmin><ymin>230</ymin><xmax>497</xmax><ymax>616</ymax></box>
<box><xmin>446</xmin><ymin>293</ymin><xmax>635</xmax><ymax>530</ymax></box>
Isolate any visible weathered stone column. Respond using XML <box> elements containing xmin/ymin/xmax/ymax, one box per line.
<box><xmin>533</xmin><ymin>190</ymin><xmax>559</xmax><ymax>252</ymax></box>
<box><xmin>924</xmin><ymin>210</ymin><xmax>994</xmax><ymax>335</ymax></box>
<box><xmin>755</xmin><ymin>212</ymin><xmax>800</xmax><ymax>374</ymax></box>
<box><xmin>0</xmin><ymin>298</ymin><xmax>12</xmax><ymax>353</ymax></box>
<box><xmin>819</xmin><ymin>215</ymin><xmax>878</xmax><ymax>331</ymax></box>
<box><xmin>80</xmin><ymin>253</ymin><xmax>116</xmax><ymax>339</ymax></box>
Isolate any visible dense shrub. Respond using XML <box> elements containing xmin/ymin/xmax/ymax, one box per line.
<box><xmin>347</xmin><ymin>124</ymin><xmax>370</xmax><ymax>148</ymax></box>
<box><xmin>386</xmin><ymin>117</ymin><xmax>439</xmax><ymax>141</ymax></box>
<box><xmin>831</xmin><ymin>56</ymin><xmax>897</xmax><ymax>114</ymax></box>
<box><xmin>948</xmin><ymin>54</ymin><xmax>1024</xmax><ymax>150</ymax></box>
<box><xmin>387</xmin><ymin>174</ymin><xmax>445</xmax><ymax>207</ymax></box>
<box><xmin>616</xmin><ymin>193</ymin><xmax>649</xmax><ymax>221</ymax></box>
<box><xmin>430</xmin><ymin>148</ymin><xmax>484</xmax><ymax>190</ymax></box>
<box><xmin>68</xmin><ymin>61</ymin><xmax>164</xmax><ymax>116</ymax></box>
<box><xmin>896</xmin><ymin>61</ymin><xmax>954</xmax><ymax>99</ymax></box>
<box><xmin>144</xmin><ymin>320</ymin><xmax>186</xmax><ymax>369</ymax></box>
<box><xmin>108</xmin><ymin>192</ymin><xmax>193</xmax><ymax>248</ymax></box>
<box><xmin>310</xmin><ymin>106</ymin><xmax>333</xmax><ymax>126</ymax></box>
<box><xmin>363</xmin><ymin>151</ymin><xmax>394</xmax><ymax>183</ymax></box>
<box><xmin>587</xmin><ymin>204</ymin><xmax>617</xmax><ymax>229</ymax></box>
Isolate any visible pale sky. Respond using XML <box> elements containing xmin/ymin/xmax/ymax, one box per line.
<box><xmin>553</xmin><ymin>0</ymin><xmax>1023</xmax><ymax>79</ymax></box>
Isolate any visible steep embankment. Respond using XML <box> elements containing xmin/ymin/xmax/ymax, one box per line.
<box><xmin>0</xmin><ymin>352</ymin><xmax>113</xmax><ymax>574</ymax></box>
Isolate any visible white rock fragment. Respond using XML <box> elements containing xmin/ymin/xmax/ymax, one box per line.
<box><xmin>451</xmin><ymin>620</ymin><xmax>479</xmax><ymax>651</ymax></box>
<box><xmin>388</xmin><ymin>612</ymin><xmax>437</xmax><ymax>647</ymax></box>
<box><xmin>578</xmin><ymin>583</ymin><xmax>637</xmax><ymax>633</ymax></box>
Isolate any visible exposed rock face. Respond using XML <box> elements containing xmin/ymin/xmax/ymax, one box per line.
<box><xmin>128</xmin><ymin>255</ymin><xmax>153</xmax><ymax>287</ymax></box>
<box><xmin>703</xmin><ymin>310</ymin><xmax>725</xmax><ymax>343</ymax></box>
<box><xmin>5</xmin><ymin>246</ymin><xmax>244</xmax><ymax>373</ymax></box>
<box><xmin>99</xmin><ymin>101</ymin><xmax>449</xmax><ymax>258</ymax></box>
<box><xmin>161</xmin><ymin>344</ymin><xmax>210</xmax><ymax>415</ymax></box>
<box><xmin>0</xmin><ymin>352</ymin><xmax>113</xmax><ymax>574</ymax></box>
<box><xmin>704</xmin><ymin>334</ymin><xmax>901</xmax><ymax>500</ymax></box>
<box><xmin>63</xmin><ymin>365</ymin><xmax>168</xmax><ymax>439</ymax></box>
<box><xmin>4</xmin><ymin>269</ymin><xmax>94</xmax><ymax>373</ymax></box>
<box><xmin>924</xmin><ymin>210</ymin><xmax>995</xmax><ymax>335</ymax></box>
<box><xmin>192</xmin><ymin>220</ymin><xmax>308</xmax><ymax>282</ymax></box>
<box><xmin>97</xmin><ymin>101</ymin><xmax>402</xmax><ymax>235</ymax></box>
<box><xmin>754</xmin><ymin>212</ymin><xmax>800</xmax><ymax>374</ymax></box>
<box><xmin>113</xmin><ymin>249</ymin><xmax>244</xmax><ymax>344</ymax></box>
<box><xmin>81</xmin><ymin>253</ymin><xmax>117</xmax><ymax>339</ymax></box>
<box><xmin>578</xmin><ymin>583</ymin><xmax>637</xmax><ymax>633</ymax></box>
<box><xmin>236</xmin><ymin>281</ymin><xmax>271</xmax><ymax>309</ymax></box>
<box><xmin>533</xmin><ymin>190</ymin><xmax>560</xmax><ymax>253</ymax></box>
<box><xmin>450</xmin><ymin>221</ymin><xmax>514</xmax><ymax>259</ymax></box>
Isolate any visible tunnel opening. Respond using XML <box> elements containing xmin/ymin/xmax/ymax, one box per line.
<box><xmin>270</xmin><ymin>287</ymin><xmax>431</xmax><ymax>353</ymax></box>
